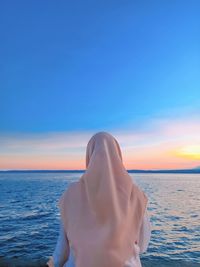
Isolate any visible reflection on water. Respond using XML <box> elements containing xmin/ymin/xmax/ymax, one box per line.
<box><xmin>133</xmin><ymin>173</ymin><xmax>200</xmax><ymax>264</ymax></box>
<box><xmin>0</xmin><ymin>172</ymin><xmax>199</xmax><ymax>266</ymax></box>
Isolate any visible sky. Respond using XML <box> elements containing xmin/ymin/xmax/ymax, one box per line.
<box><xmin>0</xmin><ymin>0</ymin><xmax>200</xmax><ymax>170</ymax></box>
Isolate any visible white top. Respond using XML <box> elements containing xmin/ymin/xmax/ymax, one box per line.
<box><xmin>50</xmin><ymin>209</ymin><xmax>151</xmax><ymax>267</ymax></box>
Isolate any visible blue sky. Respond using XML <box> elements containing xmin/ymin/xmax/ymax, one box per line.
<box><xmin>1</xmin><ymin>0</ymin><xmax>199</xmax><ymax>133</ymax></box>
<box><xmin>0</xmin><ymin>1</ymin><xmax>200</xmax><ymax>170</ymax></box>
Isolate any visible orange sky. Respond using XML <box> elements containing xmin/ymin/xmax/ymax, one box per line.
<box><xmin>0</xmin><ymin>117</ymin><xmax>200</xmax><ymax>170</ymax></box>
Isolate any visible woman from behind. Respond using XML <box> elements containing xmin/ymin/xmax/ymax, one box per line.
<box><xmin>47</xmin><ymin>131</ymin><xmax>151</xmax><ymax>267</ymax></box>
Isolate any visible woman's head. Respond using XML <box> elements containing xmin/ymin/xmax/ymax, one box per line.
<box><xmin>86</xmin><ymin>131</ymin><xmax>123</xmax><ymax>169</ymax></box>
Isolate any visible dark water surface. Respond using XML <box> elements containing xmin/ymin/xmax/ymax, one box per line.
<box><xmin>0</xmin><ymin>172</ymin><xmax>199</xmax><ymax>266</ymax></box>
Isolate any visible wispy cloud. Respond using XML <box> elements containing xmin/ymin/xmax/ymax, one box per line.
<box><xmin>114</xmin><ymin>115</ymin><xmax>200</xmax><ymax>169</ymax></box>
<box><xmin>0</xmin><ymin>115</ymin><xmax>200</xmax><ymax>170</ymax></box>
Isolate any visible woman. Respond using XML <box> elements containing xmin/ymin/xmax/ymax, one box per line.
<box><xmin>47</xmin><ymin>131</ymin><xmax>151</xmax><ymax>267</ymax></box>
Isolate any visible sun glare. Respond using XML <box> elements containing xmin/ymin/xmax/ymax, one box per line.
<box><xmin>177</xmin><ymin>145</ymin><xmax>200</xmax><ymax>160</ymax></box>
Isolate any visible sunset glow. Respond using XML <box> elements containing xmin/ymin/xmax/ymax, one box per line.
<box><xmin>1</xmin><ymin>117</ymin><xmax>200</xmax><ymax>170</ymax></box>
<box><xmin>176</xmin><ymin>145</ymin><xmax>200</xmax><ymax>160</ymax></box>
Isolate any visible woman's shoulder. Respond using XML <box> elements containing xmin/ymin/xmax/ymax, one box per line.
<box><xmin>58</xmin><ymin>181</ymin><xmax>80</xmax><ymax>204</ymax></box>
<box><xmin>131</xmin><ymin>183</ymin><xmax>148</xmax><ymax>200</ymax></box>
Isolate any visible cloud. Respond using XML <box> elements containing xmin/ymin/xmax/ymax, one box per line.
<box><xmin>0</xmin><ymin>115</ymin><xmax>200</xmax><ymax>170</ymax></box>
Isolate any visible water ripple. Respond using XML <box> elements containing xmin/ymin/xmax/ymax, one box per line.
<box><xmin>0</xmin><ymin>172</ymin><xmax>199</xmax><ymax>265</ymax></box>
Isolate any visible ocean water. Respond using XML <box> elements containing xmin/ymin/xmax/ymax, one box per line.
<box><xmin>0</xmin><ymin>172</ymin><xmax>199</xmax><ymax>267</ymax></box>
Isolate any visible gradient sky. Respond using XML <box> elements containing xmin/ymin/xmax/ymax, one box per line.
<box><xmin>0</xmin><ymin>1</ymin><xmax>200</xmax><ymax>170</ymax></box>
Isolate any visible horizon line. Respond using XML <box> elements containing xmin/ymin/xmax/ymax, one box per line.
<box><xmin>0</xmin><ymin>167</ymin><xmax>200</xmax><ymax>173</ymax></box>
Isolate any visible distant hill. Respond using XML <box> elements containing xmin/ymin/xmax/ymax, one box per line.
<box><xmin>128</xmin><ymin>168</ymin><xmax>200</xmax><ymax>174</ymax></box>
<box><xmin>194</xmin><ymin>166</ymin><xmax>200</xmax><ymax>170</ymax></box>
<box><xmin>0</xmin><ymin>168</ymin><xmax>200</xmax><ymax>173</ymax></box>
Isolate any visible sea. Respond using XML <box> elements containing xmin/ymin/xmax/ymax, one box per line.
<box><xmin>0</xmin><ymin>172</ymin><xmax>199</xmax><ymax>267</ymax></box>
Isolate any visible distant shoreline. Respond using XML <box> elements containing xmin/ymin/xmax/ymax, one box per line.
<box><xmin>0</xmin><ymin>169</ymin><xmax>200</xmax><ymax>174</ymax></box>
